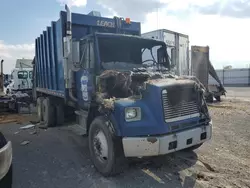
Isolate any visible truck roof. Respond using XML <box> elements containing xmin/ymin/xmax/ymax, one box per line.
<box><xmin>15</xmin><ymin>59</ymin><xmax>33</xmax><ymax>68</ymax></box>
<box><xmin>36</xmin><ymin>10</ymin><xmax>141</xmax><ymax>43</ymax></box>
<box><xmin>92</xmin><ymin>32</ymin><xmax>166</xmax><ymax>47</ymax></box>
<box><xmin>34</xmin><ymin>10</ymin><xmax>141</xmax><ymax>95</ymax></box>
<box><xmin>143</xmin><ymin>29</ymin><xmax>189</xmax><ymax>39</ymax></box>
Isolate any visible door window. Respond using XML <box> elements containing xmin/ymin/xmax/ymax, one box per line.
<box><xmin>29</xmin><ymin>71</ymin><xmax>33</xmax><ymax>79</ymax></box>
<box><xmin>80</xmin><ymin>40</ymin><xmax>95</xmax><ymax>69</ymax></box>
<box><xmin>18</xmin><ymin>71</ymin><xmax>28</xmax><ymax>79</ymax></box>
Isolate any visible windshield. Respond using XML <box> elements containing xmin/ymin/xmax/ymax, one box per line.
<box><xmin>98</xmin><ymin>36</ymin><xmax>170</xmax><ymax>71</ymax></box>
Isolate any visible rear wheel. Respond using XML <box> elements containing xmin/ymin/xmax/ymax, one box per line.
<box><xmin>37</xmin><ymin>97</ymin><xmax>44</xmax><ymax>122</ymax></box>
<box><xmin>55</xmin><ymin>103</ymin><xmax>64</xmax><ymax>126</ymax></box>
<box><xmin>88</xmin><ymin>116</ymin><xmax>126</xmax><ymax>176</ymax></box>
<box><xmin>42</xmin><ymin>97</ymin><xmax>55</xmax><ymax>127</ymax></box>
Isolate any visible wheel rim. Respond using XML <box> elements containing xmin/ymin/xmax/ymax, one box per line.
<box><xmin>93</xmin><ymin>129</ymin><xmax>108</xmax><ymax>163</ymax></box>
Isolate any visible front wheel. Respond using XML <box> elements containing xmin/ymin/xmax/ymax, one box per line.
<box><xmin>88</xmin><ymin>116</ymin><xmax>126</xmax><ymax>176</ymax></box>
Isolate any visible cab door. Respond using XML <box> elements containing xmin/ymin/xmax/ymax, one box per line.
<box><xmin>75</xmin><ymin>38</ymin><xmax>96</xmax><ymax>109</ymax></box>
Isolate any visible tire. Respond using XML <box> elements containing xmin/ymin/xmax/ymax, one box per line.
<box><xmin>55</xmin><ymin>103</ymin><xmax>64</xmax><ymax>126</ymax></box>
<box><xmin>37</xmin><ymin>97</ymin><xmax>44</xmax><ymax>122</ymax></box>
<box><xmin>88</xmin><ymin>116</ymin><xmax>126</xmax><ymax>177</ymax></box>
<box><xmin>215</xmin><ymin>96</ymin><xmax>221</xmax><ymax>102</ymax></box>
<box><xmin>206</xmin><ymin>93</ymin><xmax>213</xmax><ymax>103</ymax></box>
<box><xmin>0</xmin><ymin>165</ymin><xmax>13</xmax><ymax>188</ymax></box>
<box><xmin>42</xmin><ymin>97</ymin><xmax>55</xmax><ymax>127</ymax></box>
<box><xmin>183</xmin><ymin>143</ymin><xmax>203</xmax><ymax>151</ymax></box>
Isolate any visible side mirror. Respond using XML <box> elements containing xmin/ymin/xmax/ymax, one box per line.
<box><xmin>171</xmin><ymin>48</ymin><xmax>176</xmax><ymax>68</ymax></box>
<box><xmin>157</xmin><ymin>46</ymin><xmax>169</xmax><ymax>69</ymax></box>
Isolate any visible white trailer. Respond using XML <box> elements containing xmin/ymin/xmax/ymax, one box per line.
<box><xmin>142</xmin><ymin>29</ymin><xmax>190</xmax><ymax>76</ymax></box>
<box><xmin>7</xmin><ymin>68</ymin><xmax>33</xmax><ymax>93</ymax></box>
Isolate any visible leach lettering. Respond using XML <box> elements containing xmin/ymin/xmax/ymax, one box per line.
<box><xmin>97</xmin><ymin>20</ymin><xmax>115</xmax><ymax>28</ymax></box>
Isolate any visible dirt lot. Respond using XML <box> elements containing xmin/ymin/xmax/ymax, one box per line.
<box><xmin>0</xmin><ymin>96</ymin><xmax>250</xmax><ymax>188</ymax></box>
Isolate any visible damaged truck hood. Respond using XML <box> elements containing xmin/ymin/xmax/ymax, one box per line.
<box><xmin>146</xmin><ymin>77</ymin><xmax>196</xmax><ymax>88</ymax></box>
<box><xmin>97</xmin><ymin>69</ymin><xmax>207</xmax><ymax>137</ymax></box>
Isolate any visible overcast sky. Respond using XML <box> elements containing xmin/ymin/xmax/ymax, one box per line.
<box><xmin>1</xmin><ymin>0</ymin><xmax>250</xmax><ymax>73</ymax></box>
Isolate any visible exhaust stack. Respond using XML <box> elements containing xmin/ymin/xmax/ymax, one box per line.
<box><xmin>0</xmin><ymin>59</ymin><xmax>4</xmax><ymax>95</ymax></box>
<box><xmin>65</xmin><ymin>4</ymin><xmax>72</xmax><ymax>36</ymax></box>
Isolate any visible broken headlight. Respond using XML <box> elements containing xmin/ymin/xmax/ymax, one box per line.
<box><xmin>125</xmin><ymin>107</ymin><xmax>141</xmax><ymax>122</ymax></box>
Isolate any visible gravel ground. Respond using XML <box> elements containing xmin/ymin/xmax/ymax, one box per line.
<box><xmin>225</xmin><ymin>87</ymin><xmax>250</xmax><ymax>100</ymax></box>
<box><xmin>0</xmin><ymin>97</ymin><xmax>250</xmax><ymax>188</ymax></box>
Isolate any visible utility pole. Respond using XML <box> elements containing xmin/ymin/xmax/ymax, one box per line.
<box><xmin>0</xmin><ymin>59</ymin><xmax>4</xmax><ymax>95</ymax></box>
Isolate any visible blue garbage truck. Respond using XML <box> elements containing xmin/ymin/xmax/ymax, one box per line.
<box><xmin>33</xmin><ymin>5</ymin><xmax>212</xmax><ymax>176</ymax></box>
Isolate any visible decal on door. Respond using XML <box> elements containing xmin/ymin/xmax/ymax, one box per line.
<box><xmin>81</xmin><ymin>74</ymin><xmax>89</xmax><ymax>101</ymax></box>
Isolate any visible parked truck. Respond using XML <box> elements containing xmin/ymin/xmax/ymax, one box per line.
<box><xmin>190</xmin><ymin>46</ymin><xmax>226</xmax><ymax>102</ymax></box>
<box><xmin>6</xmin><ymin>59</ymin><xmax>33</xmax><ymax>94</ymax></box>
<box><xmin>33</xmin><ymin>5</ymin><xmax>212</xmax><ymax>176</ymax></box>
<box><xmin>142</xmin><ymin>30</ymin><xmax>225</xmax><ymax>102</ymax></box>
<box><xmin>142</xmin><ymin>29</ymin><xmax>190</xmax><ymax>76</ymax></box>
<box><xmin>0</xmin><ymin>60</ymin><xmax>13</xmax><ymax>112</ymax></box>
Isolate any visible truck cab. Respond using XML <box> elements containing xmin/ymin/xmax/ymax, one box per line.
<box><xmin>75</xmin><ymin>32</ymin><xmax>212</xmax><ymax>176</ymax></box>
<box><xmin>34</xmin><ymin>5</ymin><xmax>212</xmax><ymax>177</ymax></box>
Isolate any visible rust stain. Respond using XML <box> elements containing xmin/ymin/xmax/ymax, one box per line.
<box><xmin>147</xmin><ymin>137</ymin><xmax>158</xmax><ymax>144</ymax></box>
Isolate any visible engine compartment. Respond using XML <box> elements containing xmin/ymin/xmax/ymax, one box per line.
<box><xmin>98</xmin><ymin>68</ymin><xmax>170</xmax><ymax>99</ymax></box>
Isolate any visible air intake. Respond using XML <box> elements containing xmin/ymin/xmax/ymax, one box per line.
<box><xmin>88</xmin><ymin>11</ymin><xmax>101</xmax><ymax>17</ymax></box>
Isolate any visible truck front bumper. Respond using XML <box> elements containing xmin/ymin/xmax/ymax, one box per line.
<box><xmin>122</xmin><ymin>122</ymin><xmax>212</xmax><ymax>157</ymax></box>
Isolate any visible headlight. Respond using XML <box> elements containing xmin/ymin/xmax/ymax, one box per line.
<box><xmin>125</xmin><ymin>107</ymin><xmax>141</xmax><ymax>122</ymax></box>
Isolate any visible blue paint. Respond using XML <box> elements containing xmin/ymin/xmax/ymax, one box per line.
<box><xmin>40</xmin><ymin>34</ymin><xmax>45</xmax><ymax>88</ymax></box>
<box><xmin>75</xmin><ymin>69</ymin><xmax>95</xmax><ymax>108</ymax></box>
<box><xmin>46</xmin><ymin>27</ymin><xmax>52</xmax><ymax>90</ymax></box>
<box><xmin>55</xmin><ymin>14</ymin><xmax>65</xmax><ymax>93</ymax></box>
<box><xmin>113</xmin><ymin>85</ymin><xmax>202</xmax><ymax>137</ymax></box>
<box><xmin>51</xmin><ymin>21</ymin><xmax>58</xmax><ymax>90</ymax></box>
<box><xmin>35</xmin><ymin>10</ymin><xmax>140</xmax><ymax>98</ymax></box>
<box><xmin>42</xmin><ymin>31</ymin><xmax>48</xmax><ymax>89</ymax></box>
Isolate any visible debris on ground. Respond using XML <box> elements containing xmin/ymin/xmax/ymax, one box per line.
<box><xmin>20</xmin><ymin>140</ymin><xmax>30</xmax><ymax>146</ymax></box>
<box><xmin>207</xmin><ymin>104</ymin><xmax>234</xmax><ymax>109</ymax></box>
<box><xmin>20</xmin><ymin>124</ymin><xmax>35</xmax><ymax>130</ymax></box>
<box><xmin>198</xmin><ymin>159</ymin><xmax>216</xmax><ymax>172</ymax></box>
<box><xmin>29</xmin><ymin>120</ymin><xmax>39</xmax><ymax>124</ymax></box>
<box><xmin>38</xmin><ymin>124</ymin><xmax>48</xmax><ymax>130</ymax></box>
<box><xmin>0</xmin><ymin>113</ymin><xmax>29</xmax><ymax>124</ymax></box>
<box><xmin>29</xmin><ymin>130</ymin><xmax>37</xmax><ymax>135</ymax></box>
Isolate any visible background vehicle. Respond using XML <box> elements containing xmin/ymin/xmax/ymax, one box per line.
<box><xmin>142</xmin><ymin>30</ymin><xmax>225</xmax><ymax>102</ymax></box>
<box><xmin>0</xmin><ymin>131</ymin><xmax>12</xmax><ymax>188</ymax></box>
<box><xmin>190</xmin><ymin>46</ymin><xmax>226</xmax><ymax>102</ymax></box>
<box><xmin>0</xmin><ymin>60</ymin><xmax>13</xmax><ymax>112</ymax></box>
<box><xmin>33</xmin><ymin>5</ymin><xmax>212</xmax><ymax>176</ymax></box>
<box><xmin>7</xmin><ymin>59</ymin><xmax>33</xmax><ymax>94</ymax></box>
<box><xmin>142</xmin><ymin>29</ymin><xmax>190</xmax><ymax>76</ymax></box>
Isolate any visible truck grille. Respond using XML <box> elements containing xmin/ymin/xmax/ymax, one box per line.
<box><xmin>162</xmin><ymin>88</ymin><xmax>200</xmax><ymax>123</ymax></box>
